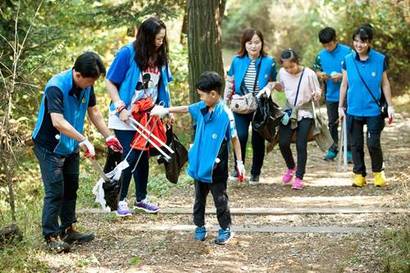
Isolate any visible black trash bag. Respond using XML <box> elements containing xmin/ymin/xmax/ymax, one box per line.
<box><xmin>102</xmin><ymin>148</ymin><xmax>122</xmax><ymax>211</ymax></box>
<box><xmin>158</xmin><ymin>126</ymin><xmax>188</xmax><ymax>184</ymax></box>
<box><xmin>252</xmin><ymin>95</ymin><xmax>284</xmax><ymax>143</ymax></box>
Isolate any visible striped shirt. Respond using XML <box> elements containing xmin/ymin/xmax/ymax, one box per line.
<box><xmin>243</xmin><ymin>60</ymin><xmax>260</xmax><ymax>94</ymax></box>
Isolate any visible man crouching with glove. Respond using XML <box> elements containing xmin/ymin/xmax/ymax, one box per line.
<box><xmin>32</xmin><ymin>52</ymin><xmax>123</xmax><ymax>253</ymax></box>
<box><xmin>150</xmin><ymin>71</ymin><xmax>244</xmax><ymax>245</ymax></box>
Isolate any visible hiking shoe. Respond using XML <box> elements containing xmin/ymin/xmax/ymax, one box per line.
<box><xmin>324</xmin><ymin>149</ymin><xmax>337</xmax><ymax>161</ymax></box>
<box><xmin>215</xmin><ymin>228</ymin><xmax>233</xmax><ymax>245</ymax></box>
<box><xmin>46</xmin><ymin>235</ymin><xmax>70</xmax><ymax>253</ymax></box>
<box><xmin>352</xmin><ymin>174</ymin><xmax>366</xmax><ymax>187</ymax></box>
<box><xmin>134</xmin><ymin>199</ymin><xmax>160</xmax><ymax>213</ymax></box>
<box><xmin>291</xmin><ymin>177</ymin><xmax>304</xmax><ymax>190</ymax></box>
<box><xmin>194</xmin><ymin>226</ymin><xmax>207</xmax><ymax>241</ymax></box>
<box><xmin>374</xmin><ymin>171</ymin><xmax>387</xmax><ymax>187</ymax></box>
<box><xmin>282</xmin><ymin>168</ymin><xmax>295</xmax><ymax>184</ymax></box>
<box><xmin>347</xmin><ymin>151</ymin><xmax>353</xmax><ymax>164</ymax></box>
<box><xmin>116</xmin><ymin>200</ymin><xmax>132</xmax><ymax>217</ymax></box>
<box><xmin>249</xmin><ymin>174</ymin><xmax>259</xmax><ymax>185</ymax></box>
<box><xmin>62</xmin><ymin>225</ymin><xmax>95</xmax><ymax>245</ymax></box>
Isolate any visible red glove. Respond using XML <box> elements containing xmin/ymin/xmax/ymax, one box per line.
<box><xmin>106</xmin><ymin>135</ymin><xmax>123</xmax><ymax>153</ymax></box>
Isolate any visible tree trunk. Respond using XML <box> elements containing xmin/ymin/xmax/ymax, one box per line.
<box><xmin>187</xmin><ymin>0</ymin><xmax>226</xmax><ymax>103</ymax></box>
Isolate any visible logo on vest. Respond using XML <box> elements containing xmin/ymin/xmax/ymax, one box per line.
<box><xmin>212</xmin><ymin>133</ymin><xmax>218</xmax><ymax>140</ymax></box>
<box><xmin>82</xmin><ymin>97</ymin><xmax>86</xmax><ymax>104</ymax></box>
<box><xmin>371</xmin><ymin>72</ymin><xmax>376</xmax><ymax>77</ymax></box>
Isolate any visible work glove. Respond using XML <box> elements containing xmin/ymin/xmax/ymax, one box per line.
<box><xmin>236</xmin><ymin>160</ymin><xmax>246</xmax><ymax>182</ymax></box>
<box><xmin>106</xmin><ymin>135</ymin><xmax>123</xmax><ymax>153</ymax></box>
<box><xmin>79</xmin><ymin>138</ymin><xmax>95</xmax><ymax>158</ymax></box>
<box><xmin>256</xmin><ymin>85</ymin><xmax>271</xmax><ymax>98</ymax></box>
<box><xmin>388</xmin><ymin>105</ymin><xmax>395</xmax><ymax>124</ymax></box>
<box><xmin>150</xmin><ymin>105</ymin><xmax>169</xmax><ymax>118</ymax></box>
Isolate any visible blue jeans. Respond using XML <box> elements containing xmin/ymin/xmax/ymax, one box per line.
<box><xmin>114</xmin><ymin>130</ymin><xmax>149</xmax><ymax>202</ymax></box>
<box><xmin>233</xmin><ymin>112</ymin><xmax>265</xmax><ymax>176</ymax></box>
<box><xmin>33</xmin><ymin>143</ymin><xmax>79</xmax><ymax>238</ymax></box>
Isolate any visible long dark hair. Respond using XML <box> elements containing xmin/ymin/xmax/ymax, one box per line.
<box><xmin>134</xmin><ymin>17</ymin><xmax>168</xmax><ymax>70</ymax></box>
<box><xmin>237</xmin><ymin>28</ymin><xmax>267</xmax><ymax>58</ymax></box>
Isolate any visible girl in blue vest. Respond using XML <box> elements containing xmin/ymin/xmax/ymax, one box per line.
<box><xmin>276</xmin><ymin>49</ymin><xmax>321</xmax><ymax>190</ymax></box>
<box><xmin>150</xmin><ymin>71</ymin><xmax>245</xmax><ymax>245</ymax></box>
<box><xmin>338</xmin><ymin>24</ymin><xmax>394</xmax><ymax>187</ymax></box>
<box><xmin>106</xmin><ymin>17</ymin><xmax>173</xmax><ymax>216</ymax></box>
<box><xmin>224</xmin><ymin>28</ymin><xmax>277</xmax><ymax>184</ymax></box>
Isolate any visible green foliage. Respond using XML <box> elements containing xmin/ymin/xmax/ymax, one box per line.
<box><xmin>223</xmin><ymin>0</ymin><xmax>410</xmax><ymax>93</ymax></box>
<box><xmin>380</xmin><ymin>226</ymin><xmax>410</xmax><ymax>273</ymax></box>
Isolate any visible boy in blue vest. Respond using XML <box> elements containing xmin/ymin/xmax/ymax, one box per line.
<box><xmin>32</xmin><ymin>52</ymin><xmax>123</xmax><ymax>253</ymax></box>
<box><xmin>150</xmin><ymin>71</ymin><xmax>245</xmax><ymax>245</ymax></box>
<box><xmin>314</xmin><ymin>27</ymin><xmax>352</xmax><ymax>162</ymax></box>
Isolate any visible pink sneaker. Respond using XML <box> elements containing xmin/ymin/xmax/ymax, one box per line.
<box><xmin>292</xmin><ymin>178</ymin><xmax>304</xmax><ymax>190</ymax></box>
<box><xmin>282</xmin><ymin>168</ymin><xmax>296</xmax><ymax>184</ymax></box>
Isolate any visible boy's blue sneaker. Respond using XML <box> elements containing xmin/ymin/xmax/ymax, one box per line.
<box><xmin>347</xmin><ymin>151</ymin><xmax>353</xmax><ymax>164</ymax></box>
<box><xmin>324</xmin><ymin>149</ymin><xmax>337</xmax><ymax>161</ymax></box>
<box><xmin>194</xmin><ymin>226</ymin><xmax>207</xmax><ymax>241</ymax></box>
<box><xmin>215</xmin><ymin>228</ymin><xmax>233</xmax><ymax>245</ymax></box>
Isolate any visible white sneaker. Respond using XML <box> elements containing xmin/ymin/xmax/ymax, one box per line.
<box><xmin>116</xmin><ymin>200</ymin><xmax>132</xmax><ymax>217</ymax></box>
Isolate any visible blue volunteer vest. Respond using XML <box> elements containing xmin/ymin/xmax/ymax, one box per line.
<box><xmin>227</xmin><ymin>55</ymin><xmax>276</xmax><ymax>95</ymax></box>
<box><xmin>109</xmin><ymin>43</ymin><xmax>172</xmax><ymax>112</ymax></box>
<box><xmin>344</xmin><ymin>49</ymin><xmax>385</xmax><ymax>117</ymax></box>
<box><xmin>318</xmin><ymin>43</ymin><xmax>351</xmax><ymax>102</ymax></box>
<box><xmin>32</xmin><ymin>69</ymin><xmax>91</xmax><ymax>155</ymax></box>
<box><xmin>188</xmin><ymin>101</ymin><xmax>230</xmax><ymax>183</ymax></box>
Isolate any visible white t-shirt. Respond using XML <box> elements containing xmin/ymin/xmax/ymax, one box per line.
<box><xmin>108</xmin><ymin>67</ymin><xmax>161</xmax><ymax>130</ymax></box>
<box><xmin>278</xmin><ymin>67</ymin><xmax>321</xmax><ymax>120</ymax></box>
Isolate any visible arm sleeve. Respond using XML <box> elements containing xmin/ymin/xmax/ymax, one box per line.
<box><xmin>270</xmin><ymin>59</ymin><xmax>278</xmax><ymax>81</ymax></box>
<box><xmin>45</xmin><ymin>86</ymin><xmax>64</xmax><ymax>114</ymax></box>
<box><xmin>106</xmin><ymin>46</ymin><xmax>132</xmax><ymax>85</ymax></box>
<box><xmin>88</xmin><ymin>87</ymin><xmax>96</xmax><ymax>107</ymax></box>
<box><xmin>312</xmin><ymin>54</ymin><xmax>322</xmax><ymax>71</ymax></box>
<box><xmin>188</xmin><ymin>102</ymin><xmax>200</xmax><ymax>123</ymax></box>
<box><xmin>226</xmin><ymin>57</ymin><xmax>235</xmax><ymax>77</ymax></box>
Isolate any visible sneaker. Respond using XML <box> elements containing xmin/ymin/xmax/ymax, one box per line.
<box><xmin>374</xmin><ymin>171</ymin><xmax>387</xmax><ymax>187</ymax></box>
<box><xmin>352</xmin><ymin>174</ymin><xmax>366</xmax><ymax>187</ymax></box>
<box><xmin>249</xmin><ymin>174</ymin><xmax>259</xmax><ymax>185</ymax></box>
<box><xmin>116</xmin><ymin>200</ymin><xmax>132</xmax><ymax>217</ymax></box>
<box><xmin>46</xmin><ymin>235</ymin><xmax>71</xmax><ymax>253</ymax></box>
<box><xmin>291</xmin><ymin>177</ymin><xmax>304</xmax><ymax>190</ymax></box>
<box><xmin>324</xmin><ymin>149</ymin><xmax>337</xmax><ymax>161</ymax></box>
<box><xmin>61</xmin><ymin>225</ymin><xmax>95</xmax><ymax>245</ymax></box>
<box><xmin>215</xmin><ymin>228</ymin><xmax>233</xmax><ymax>245</ymax></box>
<box><xmin>194</xmin><ymin>226</ymin><xmax>207</xmax><ymax>241</ymax></box>
<box><xmin>282</xmin><ymin>168</ymin><xmax>295</xmax><ymax>184</ymax></box>
<box><xmin>134</xmin><ymin>199</ymin><xmax>160</xmax><ymax>213</ymax></box>
<box><xmin>347</xmin><ymin>151</ymin><xmax>353</xmax><ymax>164</ymax></box>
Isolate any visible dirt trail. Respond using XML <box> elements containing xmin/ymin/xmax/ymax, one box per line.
<box><xmin>41</xmin><ymin>114</ymin><xmax>410</xmax><ymax>273</ymax></box>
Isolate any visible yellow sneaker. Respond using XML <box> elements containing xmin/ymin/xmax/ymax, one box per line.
<box><xmin>374</xmin><ymin>171</ymin><xmax>387</xmax><ymax>187</ymax></box>
<box><xmin>352</xmin><ymin>174</ymin><xmax>366</xmax><ymax>187</ymax></box>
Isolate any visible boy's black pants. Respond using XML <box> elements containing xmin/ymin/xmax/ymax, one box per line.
<box><xmin>193</xmin><ymin>175</ymin><xmax>231</xmax><ymax>230</ymax></box>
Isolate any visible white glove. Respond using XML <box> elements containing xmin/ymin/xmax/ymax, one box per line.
<box><xmin>256</xmin><ymin>85</ymin><xmax>272</xmax><ymax>98</ymax></box>
<box><xmin>338</xmin><ymin>107</ymin><xmax>346</xmax><ymax>121</ymax></box>
<box><xmin>388</xmin><ymin>105</ymin><xmax>395</xmax><ymax>123</ymax></box>
<box><xmin>79</xmin><ymin>138</ymin><xmax>95</xmax><ymax>158</ymax></box>
<box><xmin>150</xmin><ymin>105</ymin><xmax>169</xmax><ymax>117</ymax></box>
<box><xmin>236</xmin><ymin>160</ymin><xmax>246</xmax><ymax>182</ymax></box>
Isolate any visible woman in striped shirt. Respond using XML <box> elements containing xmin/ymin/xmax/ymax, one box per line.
<box><xmin>224</xmin><ymin>28</ymin><xmax>277</xmax><ymax>184</ymax></box>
